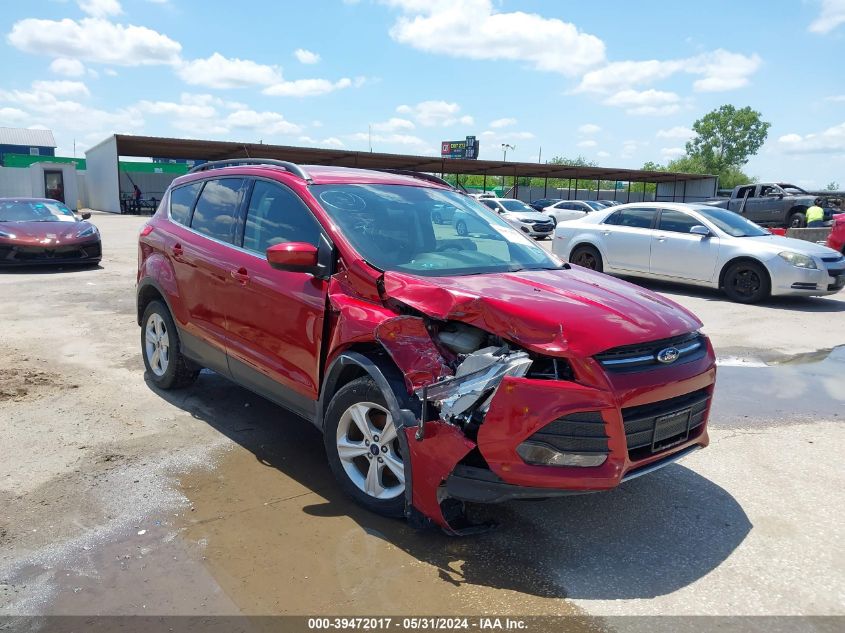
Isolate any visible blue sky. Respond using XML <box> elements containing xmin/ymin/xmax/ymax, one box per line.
<box><xmin>1</xmin><ymin>0</ymin><xmax>843</xmax><ymax>187</ymax></box>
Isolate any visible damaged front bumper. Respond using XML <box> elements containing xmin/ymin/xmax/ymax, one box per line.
<box><xmin>403</xmin><ymin>351</ymin><xmax>715</xmax><ymax>534</ymax></box>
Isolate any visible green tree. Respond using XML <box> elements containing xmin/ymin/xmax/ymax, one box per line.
<box><xmin>686</xmin><ymin>105</ymin><xmax>770</xmax><ymax>173</ymax></box>
<box><xmin>825</xmin><ymin>181</ymin><xmax>840</xmax><ymax>191</ymax></box>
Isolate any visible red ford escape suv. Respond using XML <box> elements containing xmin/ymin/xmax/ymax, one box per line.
<box><xmin>137</xmin><ymin>159</ymin><xmax>716</xmax><ymax>533</ymax></box>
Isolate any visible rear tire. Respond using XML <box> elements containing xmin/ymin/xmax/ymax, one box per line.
<box><xmin>570</xmin><ymin>244</ymin><xmax>603</xmax><ymax>272</ymax></box>
<box><xmin>722</xmin><ymin>261</ymin><xmax>770</xmax><ymax>303</ymax></box>
<box><xmin>324</xmin><ymin>377</ymin><xmax>406</xmax><ymax>518</ymax></box>
<box><xmin>141</xmin><ymin>300</ymin><xmax>200</xmax><ymax>389</ymax></box>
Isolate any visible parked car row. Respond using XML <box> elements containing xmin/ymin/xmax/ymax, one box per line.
<box><xmin>552</xmin><ymin>202</ymin><xmax>845</xmax><ymax>303</ymax></box>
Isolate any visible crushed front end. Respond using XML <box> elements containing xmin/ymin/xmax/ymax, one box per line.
<box><xmin>378</xmin><ymin>315</ymin><xmax>716</xmax><ymax>534</ymax></box>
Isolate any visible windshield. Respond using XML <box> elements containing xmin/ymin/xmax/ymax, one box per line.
<box><xmin>498</xmin><ymin>199</ymin><xmax>534</xmax><ymax>213</ymax></box>
<box><xmin>694</xmin><ymin>206</ymin><xmax>769</xmax><ymax>237</ymax></box>
<box><xmin>584</xmin><ymin>201</ymin><xmax>607</xmax><ymax>211</ymax></box>
<box><xmin>0</xmin><ymin>200</ymin><xmax>76</xmax><ymax>222</ymax></box>
<box><xmin>311</xmin><ymin>184</ymin><xmax>561</xmax><ymax>277</ymax></box>
<box><xmin>779</xmin><ymin>184</ymin><xmax>807</xmax><ymax>195</ymax></box>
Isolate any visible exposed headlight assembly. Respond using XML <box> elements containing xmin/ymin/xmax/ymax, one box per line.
<box><xmin>778</xmin><ymin>251</ymin><xmax>817</xmax><ymax>269</ymax></box>
<box><xmin>76</xmin><ymin>224</ymin><xmax>98</xmax><ymax>238</ymax></box>
<box><xmin>0</xmin><ymin>230</ymin><xmax>16</xmax><ymax>239</ymax></box>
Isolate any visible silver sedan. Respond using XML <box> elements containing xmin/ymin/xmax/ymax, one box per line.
<box><xmin>551</xmin><ymin>202</ymin><xmax>845</xmax><ymax>303</ymax></box>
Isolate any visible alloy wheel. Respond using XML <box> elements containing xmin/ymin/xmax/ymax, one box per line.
<box><xmin>144</xmin><ymin>313</ymin><xmax>170</xmax><ymax>377</ymax></box>
<box><xmin>335</xmin><ymin>402</ymin><xmax>404</xmax><ymax>500</ymax></box>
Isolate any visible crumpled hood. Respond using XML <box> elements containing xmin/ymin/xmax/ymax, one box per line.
<box><xmin>0</xmin><ymin>220</ymin><xmax>93</xmax><ymax>246</ymax></box>
<box><xmin>382</xmin><ymin>267</ymin><xmax>703</xmax><ymax>358</ymax></box>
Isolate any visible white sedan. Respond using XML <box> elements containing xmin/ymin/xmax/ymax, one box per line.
<box><xmin>543</xmin><ymin>199</ymin><xmax>608</xmax><ymax>224</ymax></box>
<box><xmin>552</xmin><ymin>202</ymin><xmax>845</xmax><ymax>303</ymax></box>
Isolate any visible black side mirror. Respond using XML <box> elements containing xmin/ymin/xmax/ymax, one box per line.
<box><xmin>81</xmin><ymin>212</ymin><xmax>91</xmax><ymax>220</ymax></box>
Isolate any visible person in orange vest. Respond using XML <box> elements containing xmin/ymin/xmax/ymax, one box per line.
<box><xmin>805</xmin><ymin>198</ymin><xmax>825</xmax><ymax>227</ymax></box>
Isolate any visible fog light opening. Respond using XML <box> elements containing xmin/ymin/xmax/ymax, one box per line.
<box><xmin>516</xmin><ymin>441</ymin><xmax>607</xmax><ymax>467</ymax></box>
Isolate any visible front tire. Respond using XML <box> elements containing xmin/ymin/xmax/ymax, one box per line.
<box><xmin>788</xmin><ymin>212</ymin><xmax>806</xmax><ymax>228</ymax></box>
<box><xmin>431</xmin><ymin>211</ymin><xmax>442</xmax><ymax>224</ymax></box>
<box><xmin>141</xmin><ymin>300</ymin><xmax>199</xmax><ymax>389</ymax></box>
<box><xmin>722</xmin><ymin>261</ymin><xmax>770</xmax><ymax>303</ymax></box>
<box><xmin>570</xmin><ymin>244</ymin><xmax>603</xmax><ymax>272</ymax></box>
<box><xmin>455</xmin><ymin>220</ymin><xmax>468</xmax><ymax>236</ymax></box>
<box><xmin>324</xmin><ymin>377</ymin><xmax>406</xmax><ymax>518</ymax></box>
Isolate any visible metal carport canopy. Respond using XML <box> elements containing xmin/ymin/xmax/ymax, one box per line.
<box><xmin>113</xmin><ymin>134</ymin><xmax>713</xmax><ymax>184</ymax></box>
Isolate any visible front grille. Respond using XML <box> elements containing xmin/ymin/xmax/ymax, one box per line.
<box><xmin>595</xmin><ymin>332</ymin><xmax>705</xmax><ymax>373</ymax></box>
<box><xmin>622</xmin><ymin>389</ymin><xmax>709</xmax><ymax>458</ymax></box>
<box><xmin>0</xmin><ymin>243</ymin><xmax>98</xmax><ymax>263</ymax></box>
<box><xmin>821</xmin><ymin>255</ymin><xmax>844</xmax><ymax>263</ymax></box>
<box><xmin>527</xmin><ymin>411</ymin><xmax>609</xmax><ymax>454</ymax></box>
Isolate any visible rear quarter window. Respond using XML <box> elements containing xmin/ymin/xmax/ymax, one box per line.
<box><xmin>169</xmin><ymin>181</ymin><xmax>202</xmax><ymax>226</ymax></box>
<box><xmin>190</xmin><ymin>178</ymin><xmax>244</xmax><ymax>243</ymax></box>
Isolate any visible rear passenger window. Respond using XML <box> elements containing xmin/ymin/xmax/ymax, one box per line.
<box><xmin>658</xmin><ymin>209</ymin><xmax>699</xmax><ymax>233</ymax></box>
<box><xmin>243</xmin><ymin>181</ymin><xmax>321</xmax><ymax>253</ymax></box>
<box><xmin>190</xmin><ymin>178</ymin><xmax>244</xmax><ymax>243</ymax></box>
<box><xmin>616</xmin><ymin>208</ymin><xmax>656</xmax><ymax>229</ymax></box>
<box><xmin>169</xmin><ymin>182</ymin><xmax>202</xmax><ymax>226</ymax></box>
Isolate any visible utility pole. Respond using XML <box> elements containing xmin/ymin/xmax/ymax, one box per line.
<box><xmin>501</xmin><ymin>143</ymin><xmax>515</xmax><ymax>192</ymax></box>
<box><xmin>368</xmin><ymin>124</ymin><xmax>372</xmax><ymax>153</ymax></box>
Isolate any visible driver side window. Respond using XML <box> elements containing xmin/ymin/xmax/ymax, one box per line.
<box><xmin>242</xmin><ymin>180</ymin><xmax>321</xmax><ymax>253</ymax></box>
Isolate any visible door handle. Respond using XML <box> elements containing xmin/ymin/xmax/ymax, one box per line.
<box><xmin>657</xmin><ymin>235</ymin><xmax>667</xmax><ymax>242</ymax></box>
<box><xmin>602</xmin><ymin>230</ymin><xmax>611</xmax><ymax>236</ymax></box>
<box><xmin>171</xmin><ymin>243</ymin><xmax>183</xmax><ymax>259</ymax></box>
<box><xmin>230</xmin><ymin>267</ymin><xmax>250</xmax><ymax>285</ymax></box>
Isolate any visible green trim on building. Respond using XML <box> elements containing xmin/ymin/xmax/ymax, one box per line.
<box><xmin>119</xmin><ymin>161</ymin><xmax>189</xmax><ymax>174</ymax></box>
<box><xmin>3</xmin><ymin>153</ymin><xmax>86</xmax><ymax>169</ymax></box>
<box><xmin>2</xmin><ymin>153</ymin><xmax>190</xmax><ymax>175</ymax></box>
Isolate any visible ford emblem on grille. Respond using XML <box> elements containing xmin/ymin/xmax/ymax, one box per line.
<box><xmin>656</xmin><ymin>347</ymin><xmax>680</xmax><ymax>364</ymax></box>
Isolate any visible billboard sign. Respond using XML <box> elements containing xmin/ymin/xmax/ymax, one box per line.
<box><xmin>441</xmin><ymin>136</ymin><xmax>479</xmax><ymax>159</ymax></box>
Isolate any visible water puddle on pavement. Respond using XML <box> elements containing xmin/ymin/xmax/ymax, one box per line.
<box><xmin>711</xmin><ymin>345</ymin><xmax>844</xmax><ymax>427</ymax></box>
<box><xmin>176</xmin><ymin>443</ymin><xmax>583</xmax><ymax>616</ymax></box>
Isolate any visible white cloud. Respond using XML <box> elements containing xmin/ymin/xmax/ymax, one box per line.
<box><xmin>656</xmin><ymin>126</ymin><xmax>694</xmax><ymax>140</ymax></box>
<box><xmin>263</xmin><ymin>77</ymin><xmax>352</xmax><ymax>97</ymax></box>
<box><xmin>825</xmin><ymin>94</ymin><xmax>845</xmax><ymax>102</ymax></box>
<box><xmin>31</xmin><ymin>80</ymin><xmax>90</xmax><ymax>98</ymax></box>
<box><xmin>383</xmin><ymin>0</ymin><xmax>605</xmax><ymax>77</ymax></box>
<box><xmin>225</xmin><ymin>109</ymin><xmax>302</xmax><ymax>135</ymax></box>
<box><xmin>602</xmin><ymin>89</ymin><xmax>681</xmax><ymax>116</ymax></box>
<box><xmin>577</xmin><ymin>49</ymin><xmax>761</xmax><ymax>94</ymax></box>
<box><xmin>371</xmin><ymin>117</ymin><xmax>415</xmax><ymax>132</ymax></box>
<box><xmin>78</xmin><ymin>0</ymin><xmax>122</xmax><ymax>18</ymax></box>
<box><xmin>322</xmin><ymin>137</ymin><xmax>344</xmax><ymax>147</ymax></box>
<box><xmin>578</xmin><ymin>123</ymin><xmax>601</xmax><ymax>135</ymax></box>
<box><xmin>395</xmin><ymin>100</ymin><xmax>473</xmax><ymax>127</ymax></box>
<box><xmin>577</xmin><ymin>139</ymin><xmax>598</xmax><ymax>148</ymax></box>
<box><xmin>778</xmin><ymin>122</ymin><xmax>845</xmax><ymax>154</ymax></box>
<box><xmin>294</xmin><ymin>48</ymin><xmax>321</xmax><ymax>64</ymax></box>
<box><xmin>809</xmin><ymin>0</ymin><xmax>845</xmax><ymax>33</ymax></box>
<box><xmin>49</xmin><ymin>57</ymin><xmax>86</xmax><ymax>77</ymax></box>
<box><xmin>490</xmin><ymin>117</ymin><xmax>517</xmax><ymax>128</ymax></box>
<box><xmin>8</xmin><ymin>17</ymin><xmax>182</xmax><ymax>66</ymax></box>
<box><xmin>596</xmin><ymin>150</ymin><xmax>610</xmax><ymax>158</ymax></box>
<box><xmin>0</xmin><ymin>107</ymin><xmax>29</xmax><ymax>123</ymax></box>
<box><xmin>480</xmin><ymin>130</ymin><xmax>535</xmax><ymax>141</ymax></box>
<box><xmin>177</xmin><ymin>53</ymin><xmax>281</xmax><ymax>89</ymax></box>
<box><xmin>660</xmin><ymin>147</ymin><xmax>686</xmax><ymax>159</ymax></box>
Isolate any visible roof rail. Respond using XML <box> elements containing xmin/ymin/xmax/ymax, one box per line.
<box><xmin>187</xmin><ymin>158</ymin><xmax>312</xmax><ymax>182</ymax></box>
<box><xmin>376</xmin><ymin>169</ymin><xmax>461</xmax><ymax>192</ymax></box>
